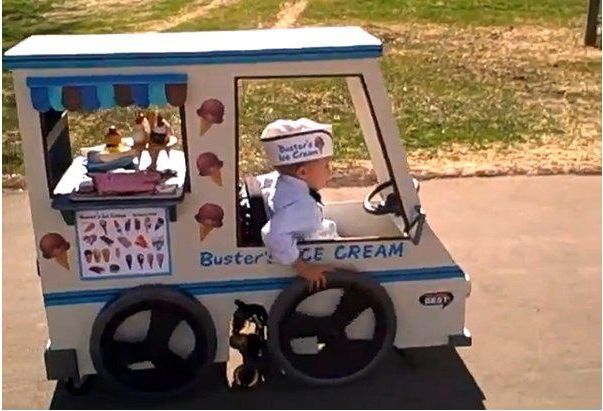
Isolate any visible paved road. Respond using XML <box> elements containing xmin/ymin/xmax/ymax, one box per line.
<box><xmin>3</xmin><ymin>176</ymin><xmax>601</xmax><ymax>409</ymax></box>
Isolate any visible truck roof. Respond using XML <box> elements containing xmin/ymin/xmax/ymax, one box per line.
<box><xmin>3</xmin><ymin>26</ymin><xmax>382</xmax><ymax>70</ymax></box>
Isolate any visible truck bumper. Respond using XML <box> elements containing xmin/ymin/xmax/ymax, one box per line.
<box><xmin>44</xmin><ymin>340</ymin><xmax>80</xmax><ymax>381</ymax></box>
<box><xmin>448</xmin><ymin>327</ymin><xmax>472</xmax><ymax>347</ymax></box>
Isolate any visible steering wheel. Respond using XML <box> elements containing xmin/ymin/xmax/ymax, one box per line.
<box><xmin>363</xmin><ymin>180</ymin><xmax>403</xmax><ymax>216</ymax></box>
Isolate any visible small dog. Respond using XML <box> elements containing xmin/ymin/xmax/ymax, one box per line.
<box><xmin>232</xmin><ymin>299</ymin><xmax>268</xmax><ymax>334</ymax></box>
<box><xmin>227</xmin><ymin>300</ymin><xmax>269</xmax><ymax>388</ymax></box>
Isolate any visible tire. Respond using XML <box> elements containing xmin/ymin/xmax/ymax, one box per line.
<box><xmin>267</xmin><ymin>270</ymin><xmax>396</xmax><ymax>386</ymax></box>
<box><xmin>89</xmin><ymin>284</ymin><xmax>216</xmax><ymax>395</ymax></box>
<box><xmin>64</xmin><ymin>375</ymin><xmax>95</xmax><ymax>396</ymax></box>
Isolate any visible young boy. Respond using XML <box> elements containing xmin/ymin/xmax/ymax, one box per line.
<box><xmin>260</xmin><ymin>118</ymin><xmax>339</xmax><ymax>290</ymax></box>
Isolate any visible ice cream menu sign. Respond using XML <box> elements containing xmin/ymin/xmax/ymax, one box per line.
<box><xmin>75</xmin><ymin>207</ymin><xmax>170</xmax><ymax>279</ymax></box>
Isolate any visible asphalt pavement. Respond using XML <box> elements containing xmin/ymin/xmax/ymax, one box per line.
<box><xmin>3</xmin><ymin>175</ymin><xmax>601</xmax><ymax>409</ymax></box>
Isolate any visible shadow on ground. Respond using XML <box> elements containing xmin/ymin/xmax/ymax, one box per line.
<box><xmin>49</xmin><ymin>347</ymin><xmax>484</xmax><ymax>409</ymax></box>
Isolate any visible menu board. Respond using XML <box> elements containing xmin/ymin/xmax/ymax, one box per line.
<box><xmin>75</xmin><ymin>207</ymin><xmax>170</xmax><ymax>279</ymax></box>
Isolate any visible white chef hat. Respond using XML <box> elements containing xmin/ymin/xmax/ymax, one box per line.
<box><xmin>260</xmin><ymin>118</ymin><xmax>334</xmax><ymax>166</ymax></box>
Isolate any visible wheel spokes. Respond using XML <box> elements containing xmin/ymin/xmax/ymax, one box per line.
<box><xmin>318</xmin><ymin>338</ymin><xmax>377</xmax><ymax>373</ymax></box>
<box><xmin>150</xmin><ymin>349</ymin><xmax>190</xmax><ymax>373</ymax></box>
<box><xmin>110</xmin><ymin>340</ymin><xmax>149</xmax><ymax>364</ymax></box>
<box><xmin>288</xmin><ymin>337</ymin><xmax>377</xmax><ymax>379</ymax></box>
<box><xmin>281</xmin><ymin>311</ymin><xmax>330</xmax><ymax>340</ymax></box>
<box><xmin>146</xmin><ymin>306</ymin><xmax>182</xmax><ymax>347</ymax></box>
<box><xmin>320</xmin><ymin>337</ymin><xmax>377</xmax><ymax>358</ymax></box>
<box><xmin>329</xmin><ymin>287</ymin><xmax>371</xmax><ymax>331</ymax></box>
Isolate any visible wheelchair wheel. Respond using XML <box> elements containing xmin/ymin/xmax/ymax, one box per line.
<box><xmin>90</xmin><ymin>285</ymin><xmax>216</xmax><ymax>394</ymax></box>
<box><xmin>267</xmin><ymin>270</ymin><xmax>396</xmax><ymax>386</ymax></box>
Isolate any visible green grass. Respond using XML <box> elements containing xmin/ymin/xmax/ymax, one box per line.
<box><xmin>238</xmin><ymin>78</ymin><xmax>365</xmax><ymax>174</ymax></box>
<box><xmin>2</xmin><ymin>72</ymin><xmax>23</xmax><ymax>175</ymax></box>
<box><xmin>2</xmin><ymin>0</ymin><xmax>197</xmax><ymax>52</ymax></box>
<box><xmin>382</xmin><ymin>53</ymin><xmax>537</xmax><ymax>150</ymax></box>
<box><xmin>168</xmin><ymin>0</ymin><xmax>284</xmax><ymax>31</ymax></box>
<box><xmin>1</xmin><ymin>0</ymin><xmax>599</xmax><ymax>177</ymax></box>
<box><xmin>236</xmin><ymin>55</ymin><xmax>541</xmax><ymax>174</ymax></box>
<box><xmin>151</xmin><ymin>0</ymin><xmax>198</xmax><ymax>15</ymax></box>
<box><xmin>3</xmin><ymin>0</ymin><xmax>57</xmax><ymax>50</ymax></box>
<box><xmin>302</xmin><ymin>0</ymin><xmax>588</xmax><ymax>27</ymax></box>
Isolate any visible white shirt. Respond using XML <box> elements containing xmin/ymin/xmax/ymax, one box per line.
<box><xmin>261</xmin><ymin>173</ymin><xmax>338</xmax><ymax>265</ymax></box>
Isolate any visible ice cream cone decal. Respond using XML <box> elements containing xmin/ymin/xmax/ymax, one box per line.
<box><xmin>210</xmin><ymin>172</ymin><xmax>222</xmax><ymax>187</ymax></box>
<box><xmin>194</xmin><ymin>203</ymin><xmax>224</xmax><ymax>242</ymax></box>
<box><xmin>54</xmin><ymin>250</ymin><xmax>70</xmax><ymax>269</ymax></box>
<box><xmin>196</xmin><ymin>99</ymin><xmax>224</xmax><ymax>136</ymax></box>
<box><xmin>102</xmin><ymin>248</ymin><xmax>110</xmax><ymax>263</ymax></box>
<box><xmin>199</xmin><ymin>118</ymin><xmax>212</xmax><ymax>136</ymax></box>
<box><xmin>39</xmin><ymin>233</ymin><xmax>71</xmax><ymax>271</ymax></box>
<box><xmin>199</xmin><ymin>224</ymin><xmax>214</xmax><ymax>242</ymax></box>
<box><xmin>196</xmin><ymin>152</ymin><xmax>224</xmax><ymax>187</ymax></box>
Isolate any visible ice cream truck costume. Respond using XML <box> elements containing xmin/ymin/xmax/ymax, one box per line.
<box><xmin>3</xmin><ymin>27</ymin><xmax>471</xmax><ymax>394</ymax></box>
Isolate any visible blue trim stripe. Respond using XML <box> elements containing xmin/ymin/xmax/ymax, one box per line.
<box><xmin>48</xmin><ymin>86</ymin><xmax>64</xmax><ymax>110</ymax></box>
<box><xmin>80</xmin><ymin>85</ymin><xmax>100</xmax><ymax>110</ymax></box>
<box><xmin>149</xmin><ymin>83</ymin><xmax>167</xmax><ymax>106</ymax></box>
<box><xmin>130</xmin><ymin>84</ymin><xmax>149</xmax><ymax>108</ymax></box>
<box><xmin>25</xmin><ymin>74</ymin><xmax>187</xmax><ymax>111</ymax></box>
<box><xmin>26</xmin><ymin>74</ymin><xmax>188</xmax><ymax>87</ymax></box>
<box><xmin>6</xmin><ymin>47</ymin><xmax>381</xmax><ymax>69</ymax></box>
<box><xmin>43</xmin><ymin>265</ymin><xmax>464</xmax><ymax>307</ymax></box>
<box><xmin>97</xmin><ymin>84</ymin><xmax>115</xmax><ymax>108</ymax></box>
<box><xmin>30</xmin><ymin>87</ymin><xmax>50</xmax><ymax>111</ymax></box>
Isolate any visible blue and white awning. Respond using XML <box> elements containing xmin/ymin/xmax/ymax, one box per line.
<box><xmin>26</xmin><ymin>73</ymin><xmax>187</xmax><ymax>112</ymax></box>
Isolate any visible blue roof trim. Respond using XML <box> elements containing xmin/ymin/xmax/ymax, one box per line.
<box><xmin>43</xmin><ymin>265</ymin><xmax>464</xmax><ymax>307</ymax></box>
<box><xmin>26</xmin><ymin>74</ymin><xmax>188</xmax><ymax>87</ymax></box>
<box><xmin>27</xmin><ymin>74</ymin><xmax>188</xmax><ymax>111</ymax></box>
<box><xmin>5</xmin><ymin>46</ymin><xmax>382</xmax><ymax>69</ymax></box>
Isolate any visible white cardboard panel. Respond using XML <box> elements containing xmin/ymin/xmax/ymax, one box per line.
<box><xmin>6</xmin><ymin>27</ymin><xmax>380</xmax><ymax>58</ymax></box>
<box><xmin>12</xmin><ymin>56</ymin><xmax>468</xmax><ymax>378</ymax></box>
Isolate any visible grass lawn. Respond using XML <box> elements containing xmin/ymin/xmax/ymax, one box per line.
<box><xmin>301</xmin><ymin>0</ymin><xmax>588</xmax><ymax>27</ymax></box>
<box><xmin>2</xmin><ymin>0</ymin><xmax>600</xmax><ymax>177</ymax></box>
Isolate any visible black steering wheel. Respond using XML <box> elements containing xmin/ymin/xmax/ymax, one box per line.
<box><xmin>363</xmin><ymin>180</ymin><xmax>403</xmax><ymax>216</ymax></box>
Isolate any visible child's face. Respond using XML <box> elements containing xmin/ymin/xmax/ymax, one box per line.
<box><xmin>296</xmin><ymin>157</ymin><xmax>331</xmax><ymax>190</ymax></box>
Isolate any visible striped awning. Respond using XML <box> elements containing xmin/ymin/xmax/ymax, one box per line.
<box><xmin>26</xmin><ymin>73</ymin><xmax>187</xmax><ymax>112</ymax></box>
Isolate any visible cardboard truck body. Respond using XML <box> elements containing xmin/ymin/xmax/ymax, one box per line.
<box><xmin>4</xmin><ymin>27</ymin><xmax>470</xmax><ymax>392</ymax></box>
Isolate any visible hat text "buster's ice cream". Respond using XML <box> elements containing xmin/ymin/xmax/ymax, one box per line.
<box><xmin>261</xmin><ymin>118</ymin><xmax>334</xmax><ymax>166</ymax></box>
<box><xmin>277</xmin><ymin>136</ymin><xmax>326</xmax><ymax>162</ymax></box>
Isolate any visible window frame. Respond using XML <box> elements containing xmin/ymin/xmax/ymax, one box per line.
<box><xmin>234</xmin><ymin>74</ymin><xmax>411</xmax><ymax>248</ymax></box>
<box><xmin>39</xmin><ymin>105</ymin><xmax>191</xmax><ymax>198</ymax></box>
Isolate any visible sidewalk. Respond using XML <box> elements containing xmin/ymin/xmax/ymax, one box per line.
<box><xmin>2</xmin><ymin>175</ymin><xmax>601</xmax><ymax>409</ymax></box>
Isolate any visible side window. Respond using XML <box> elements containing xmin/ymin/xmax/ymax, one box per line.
<box><xmin>40</xmin><ymin>105</ymin><xmax>189</xmax><ymax>197</ymax></box>
<box><xmin>236</xmin><ymin>76</ymin><xmax>405</xmax><ymax>247</ymax></box>
<box><xmin>40</xmin><ymin>110</ymin><xmax>71</xmax><ymax>192</ymax></box>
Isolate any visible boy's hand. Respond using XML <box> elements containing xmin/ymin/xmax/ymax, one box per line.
<box><xmin>294</xmin><ymin>259</ymin><xmax>331</xmax><ymax>292</ymax></box>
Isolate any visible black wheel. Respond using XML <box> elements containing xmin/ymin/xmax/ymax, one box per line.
<box><xmin>90</xmin><ymin>285</ymin><xmax>216</xmax><ymax>394</ymax></box>
<box><xmin>64</xmin><ymin>375</ymin><xmax>95</xmax><ymax>396</ymax></box>
<box><xmin>267</xmin><ymin>271</ymin><xmax>396</xmax><ymax>386</ymax></box>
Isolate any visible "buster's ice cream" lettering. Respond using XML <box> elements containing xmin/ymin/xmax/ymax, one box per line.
<box><xmin>277</xmin><ymin>139</ymin><xmax>319</xmax><ymax>163</ymax></box>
